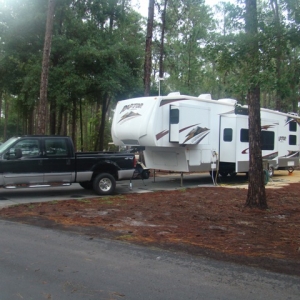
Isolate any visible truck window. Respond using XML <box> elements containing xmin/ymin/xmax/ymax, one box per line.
<box><xmin>8</xmin><ymin>139</ymin><xmax>40</xmax><ymax>158</ymax></box>
<box><xmin>223</xmin><ymin>128</ymin><xmax>233</xmax><ymax>142</ymax></box>
<box><xmin>45</xmin><ymin>138</ymin><xmax>68</xmax><ymax>157</ymax></box>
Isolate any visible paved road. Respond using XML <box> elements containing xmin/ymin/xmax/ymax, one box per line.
<box><xmin>1</xmin><ymin>219</ymin><xmax>299</xmax><ymax>300</ymax></box>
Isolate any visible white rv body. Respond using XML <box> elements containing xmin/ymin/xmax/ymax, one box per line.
<box><xmin>111</xmin><ymin>93</ymin><xmax>300</xmax><ymax>175</ymax></box>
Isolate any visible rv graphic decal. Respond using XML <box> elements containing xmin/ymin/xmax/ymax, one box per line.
<box><xmin>160</xmin><ymin>98</ymin><xmax>189</xmax><ymax>107</ymax></box>
<box><xmin>179</xmin><ymin>123</ymin><xmax>200</xmax><ymax>133</ymax></box>
<box><xmin>118</xmin><ymin>111</ymin><xmax>141</xmax><ymax>123</ymax></box>
<box><xmin>156</xmin><ymin>130</ymin><xmax>169</xmax><ymax>141</ymax></box>
<box><xmin>182</xmin><ymin>126</ymin><xmax>210</xmax><ymax>144</ymax></box>
<box><xmin>280</xmin><ymin>151</ymin><xmax>300</xmax><ymax>158</ymax></box>
<box><xmin>120</xmin><ymin>103</ymin><xmax>143</xmax><ymax>113</ymax></box>
<box><xmin>242</xmin><ymin>148</ymin><xmax>249</xmax><ymax>154</ymax></box>
<box><xmin>285</xmin><ymin>117</ymin><xmax>300</xmax><ymax>126</ymax></box>
<box><xmin>241</xmin><ymin>149</ymin><xmax>279</xmax><ymax>159</ymax></box>
<box><xmin>263</xmin><ymin>152</ymin><xmax>279</xmax><ymax>159</ymax></box>
<box><xmin>261</xmin><ymin>125</ymin><xmax>275</xmax><ymax>130</ymax></box>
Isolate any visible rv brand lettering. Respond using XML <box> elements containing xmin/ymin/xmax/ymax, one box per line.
<box><xmin>120</xmin><ymin>103</ymin><xmax>144</xmax><ymax>113</ymax></box>
<box><xmin>279</xmin><ymin>136</ymin><xmax>286</xmax><ymax>142</ymax></box>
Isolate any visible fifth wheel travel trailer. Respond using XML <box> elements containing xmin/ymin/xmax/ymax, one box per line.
<box><xmin>111</xmin><ymin>92</ymin><xmax>300</xmax><ymax>177</ymax></box>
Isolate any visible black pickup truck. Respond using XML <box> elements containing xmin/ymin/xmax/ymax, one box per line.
<box><xmin>0</xmin><ymin>135</ymin><xmax>143</xmax><ymax>195</ymax></box>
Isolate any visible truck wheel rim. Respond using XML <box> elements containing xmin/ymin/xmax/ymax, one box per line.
<box><xmin>99</xmin><ymin>178</ymin><xmax>112</xmax><ymax>192</ymax></box>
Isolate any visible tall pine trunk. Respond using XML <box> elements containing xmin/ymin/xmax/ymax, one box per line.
<box><xmin>36</xmin><ymin>0</ymin><xmax>55</xmax><ymax>134</ymax></box>
<box><xmin>245</xmin><ymin>0</ymin><xmax>267</xmax><ymax>209</ymax></box>
<box><xmin>144</xmin><ymin>0</ymin><xmax>155</xmax><ymax>96</ymax></box>
<box><xmin>159</xmin><ymin>0</ymin><xmax>168</xmax><ymax>79</ymax></box>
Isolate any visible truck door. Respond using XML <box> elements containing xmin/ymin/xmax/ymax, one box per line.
<box><xmin>42</xmin><ymin>137</ymin><xmax>75</xmax><ymax>184</ymax></box>
<box><xmin>1</xmin><ymin>138</ymin><xmax>43</xmax><ymax>186</ymax></box>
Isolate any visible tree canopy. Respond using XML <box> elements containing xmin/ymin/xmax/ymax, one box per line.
<box><xmin>0</xmin><ymin>0</ymin><xmax>299</xmax><ymax>150</ymax></box>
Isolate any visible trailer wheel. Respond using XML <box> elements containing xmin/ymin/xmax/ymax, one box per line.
<box><xmin>229</xmin><ymin>172</ymin><xmax>237</xmax><ymax>177</ymax></box>
<box><xmin>219</xmin><ymin>172</ymin><xmax>228</xmax><ymax>177</ymax></box>
<box><xmin>288</xmin><ymin>167</ymin><xmax>294</xmax><ymax>174</ymax></box>
<box><xmin>79</xmin><ymin>182</ymin><xmax>93</xmax><ymax>190</ymax></box>
<box><xmin>93</xmin><ymin>173</ymin><xmax>116</xmax><ymax>195</ymax></box>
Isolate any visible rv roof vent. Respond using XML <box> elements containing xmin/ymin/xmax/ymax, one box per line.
<box><xmin>218</xmin><ymin>98</ymin><xmax>237</xmax><ymax>105</ymax></box>
<box><xmin>198</xmin><ymin>94</ymin><xmax>212</xmax><ymax>100</ymax></box>
<box><xmin>288</xmin><ymin>112</ymin><xmax>298</xmax><ymax>116</ymax></box>
<box><xmin>167</xmin><ymin>92</ymin><xmax>180</xmax><ymax>96</ymax></box>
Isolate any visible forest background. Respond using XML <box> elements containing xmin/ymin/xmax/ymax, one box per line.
<box><xmin>0</xmin><ymin>0</ymin><xmax>299</xmax><ymax>151</ymax></box>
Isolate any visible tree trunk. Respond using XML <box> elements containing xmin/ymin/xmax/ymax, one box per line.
<box><xmin>28</xmin><ymin>110</ymin><xmax>34</xmax><ymax>135</ymax></box>
<box><xmin>49</xmin><ymin>98</ymin><xmax>56</xmax><ymax>134</ymax></box>
<box><xmin>270</xmin><ymin>0</ymin><xmax>282</xmax><ymax>111</ymax></box>
<box><xmin>4</xmin><ymin>95</ymin><xmax>8</xmax><ymax>141</ymax></box>
<box><xmin>79</xmin><ymin>98</ymin><xmax>83</xmax><ymax>151</ymax></box>
<box><xmin>98</xmin><ymin>94</ymin><xmax>111</xmax><ymax>151</ymax></box>
<box><xmin>93</xmin><ymin>99</ymin><xmax>101</xmax><ymax>151</ymax></box>
<box><xmin>71</xmin><ymin>95</ymin><xmax>77</xmax><ymax>151</ymax></box>
<box><xmin>144</xmin><ymin>0</ymin><xmax>155</xmax><ymax>96</ymax></box>
<box><xmin>36</xmin><ymin>0</ymin><xmax>56</xmax><ymax>134</ymax></box>
<box><xmin>0</xmin><ymin>90</ymin><xmax>2</xmax><ymax>122</ymax></box>
<box><xmin>245</xmin><ymin>0</ymin><xmax>267</xmax><ymax>209</ymax></box>
<box><xmin>159</xmin><ymin>0</ymin><xmax>168</xmax><ymax>79</ymax></box>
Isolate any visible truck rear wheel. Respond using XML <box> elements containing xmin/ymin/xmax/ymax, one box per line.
<box><xmin>93</xmin><ymin>173</ymin><xmax>116</xmax><ymax>195</ymax></box>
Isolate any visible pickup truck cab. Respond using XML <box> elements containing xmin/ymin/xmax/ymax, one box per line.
<box><xmin>0</xmin><ymin>135</ymin><xmax>139</xmax><ymax>195</ymax></box>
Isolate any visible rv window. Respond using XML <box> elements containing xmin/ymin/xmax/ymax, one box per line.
<box><xmin>240</xmin><ymin>129</ymin><xmax>249</xmax><ymax>142</ymax></box>
<box><xmin>223</xmin><ymin>128</ymin><xmax>233</xmax><ymax>142</ymax></box>
<box><xmin>289</xmin><ymin>135</ymin><xmax>297</xmax><ymax>145</ymax></box>
<box><xmin>170</xmin><ymin>109</ymin><xmax>179</xmax><ymax>124</ymax></box>
<box><xmin>261</xmin><ymin>131</ymin><xmax>275</xmax><ymax>150</ymax></box>
<box><xmin>289</xmin><ymin>122</ymin><xmax>297</xmax><ymax>132</ymax></box>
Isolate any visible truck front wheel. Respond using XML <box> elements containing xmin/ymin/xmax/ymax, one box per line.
<box><xmin>93</xmin><ymin>173</ymin><xmax>116</xmax><ymax>195</ymax></box>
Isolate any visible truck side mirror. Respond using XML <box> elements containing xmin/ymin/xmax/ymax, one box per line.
<box><xmin>14</xmin><ymin>148</ymin><xmax>22</xmax><ymax>159</ymax></box>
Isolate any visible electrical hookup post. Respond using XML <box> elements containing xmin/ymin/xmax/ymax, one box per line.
<box><xmin>211</xmin><ymin>150</ymin><xmax>218</xmax><ymax>186</ymax></box>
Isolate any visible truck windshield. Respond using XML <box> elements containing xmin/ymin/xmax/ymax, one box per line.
<box><xmin>0</xmin><ymin>137</ymin><xmax>20</xmax><ymax>154</ymax></box>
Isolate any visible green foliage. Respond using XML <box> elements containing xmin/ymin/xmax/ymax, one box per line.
<box><xmin>0</xmin><ymin>0</ymin><xmax>145</xmax><ymax>145</ymax></box>
<box><xmin>0</xmin><ymin>0</ymin><xmax>299</xmax><ymax>143</ymax></box>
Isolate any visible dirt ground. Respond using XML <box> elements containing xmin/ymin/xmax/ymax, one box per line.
<box><xmin>0</xmin><ymin>171</ymin><xmax>300</xmax><ymax>276</ymax></box>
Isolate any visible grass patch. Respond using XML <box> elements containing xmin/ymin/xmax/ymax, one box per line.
<box><xmin>117</xmin><ymin>234</ymin><xmax>134</xmax><ymax>241</ymax></box>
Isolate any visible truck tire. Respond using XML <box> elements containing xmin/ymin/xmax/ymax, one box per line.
<box><xmin>79</xmin><ymin>182</ymin><xmax>93</xmax><ymax>190</ymax></box>
<box><xmin>93</xmin><ymin>173</ymin><xmax>116</xmax><ymax>195</ymax></box>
